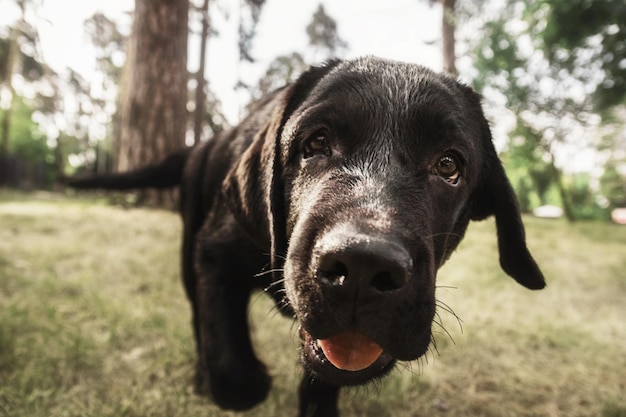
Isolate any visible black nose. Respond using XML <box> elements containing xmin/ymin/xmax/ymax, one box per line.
<box><xmin>315</xmin><ymin>238</ymin><xmax>411</xmax><ymax>303</ymax></box>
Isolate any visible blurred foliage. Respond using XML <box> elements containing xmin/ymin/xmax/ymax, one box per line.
<box><xmin>531</xmin><ymin>0</ymin><xmax>626</xmax><ymax>111</ymax></box>
<box><xmin>3</xmin><ymin>95</ymin><xmax>47</xmax><ymax>160</ymax></box>
<box><xmin>471</xmin><ymin>0</ymin><xmax>626</xmax><ymax>220</ymax></box>
<box><xmin>306</xmin><ymin>4</ymin><xmax>348</xmax><ymax>60</ymax></box>
<box><xmin>600</xmin><ymin>161</ymin><xmax>626</xmax><ymax>208</ymax></box>
<box><xmin>84</xmin><ymin>12</ymin><xmax>126</xmax><ymax>81</ymax></box>
<box><xmin>0</xmin><ymin>95</ymin><xmax>56</xmax><ymax>188</ymax></box>
<box><xmin>238</xmin><ymin>0</ymin><xmax>266</xmax><ymax>63</ymax></box>
<box><xmin>248</xmin><ymin>52</ymin><xmax>308</xmax><ymax>102</ymax></box>
<box><xmin>0</xmin><ymin>24</ymin><xmax>45</xmax><ymax>83</ymax></box>
<box><xmin>474</xmin><ymin>0</ymin><xmax>626</xmax><ymax>112</ymax></box>
<box><xmin>246</xmin><ymin>5</ymin><xmax>346</xmax><ymax>107</ymax></box>
<box><xmin>1</xmin><ymin>0</ymin><xmax>53</xmax><ymax>188</ymax></box>
<box><xmin>502</xmin><ymin>123</ymin><xmax>553</xmax><ymax>207</ymax></box>
<box><xmin>568</xmin><ymin>173</ymin><xmax>608</xmax><ymax>220</ymax></box>
<box><xmin>188</xmin><ymin>83</ymin><xmax>228</xmax><ymax>139</ymax></box>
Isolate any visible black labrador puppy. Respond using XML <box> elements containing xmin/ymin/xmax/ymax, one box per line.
<box><xmin>68</xmin><ymin>56</ymin><xmax>545</xmax><ymax>417</ymax></box>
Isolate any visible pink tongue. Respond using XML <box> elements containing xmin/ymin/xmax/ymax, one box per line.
<box><xmin>318</xmin><ymin>331</ymin><xmax>383</xmax><ymax>371</ymax></box>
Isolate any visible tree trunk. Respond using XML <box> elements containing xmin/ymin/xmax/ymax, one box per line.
<box><xmin>193</xmin><ymin>0</ymin><xmax>210</xmax><ymax>146</ymax></box>
<box><xmin>0</xmin><ymin>26</ymin><xmax>20</xmax><ymax>187</ymax></box>
<box><xmin>441</xmin><ymin>0</ymin><xmax>457</xmax><ymax>76</ymax></box>
<box><xmin>116</xmin><ymin>0</ymin><xmax>189</xmax><ymax>207</ymax></box>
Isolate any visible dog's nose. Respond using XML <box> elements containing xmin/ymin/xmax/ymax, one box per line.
<box><xmin>315</xmin><ymin>239</ymin><xmax>411</xmax><ymax>303</ymax></box>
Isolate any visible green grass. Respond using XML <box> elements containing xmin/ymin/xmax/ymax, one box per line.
<box><xmin>1</xmin><ymin>191</ymin><xmax>625</xmax><ymax>417</ymax></box>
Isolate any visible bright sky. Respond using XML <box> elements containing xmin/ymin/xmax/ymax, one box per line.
<box><xmin>24</xmin><ymin>0</ymin><xmax>443</xmax><ymax>123</ymax></box>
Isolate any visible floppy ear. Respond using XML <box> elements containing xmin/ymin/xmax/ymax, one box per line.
<box><xmin>222</xmin><ymin>114</ymin><xmax>280</xmax><ymax>249</ymax></box>
<box><xmin>223</xmin><ymin>61</ymin><xmax>342</xmax><ymax>269</ymax></box>
<box><xmin>470</xmin><ymin>123</ymin><xmax>546</xmax><ymax>290</ymax></box>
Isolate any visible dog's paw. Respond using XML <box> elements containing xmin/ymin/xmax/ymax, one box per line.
<box><xmin>195</xmin><ymin>361</ymin><xmax>272</xmax><ymax>411</ymax></box>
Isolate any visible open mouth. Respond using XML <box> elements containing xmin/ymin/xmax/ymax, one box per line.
<box><xmin>299</xmin><ymin>327</ymin><xmax>396</xmax><ymax>385</ymax></box>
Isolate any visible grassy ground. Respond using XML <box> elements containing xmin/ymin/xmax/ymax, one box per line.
<box><xmin>0</xmin><ymin>191</ymin><xmax>624</xmax><ymax>417</ymax></box>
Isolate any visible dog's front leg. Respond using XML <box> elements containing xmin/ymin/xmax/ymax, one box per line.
<box><xmin>298</xmin><ymin>373</ymin><xmax>340</xmax><ymax>417</ymax></box>
<box><xmin>193</xmin><ymin>221</ymin><xmax>272</xmax><ymax>411</ymax></box>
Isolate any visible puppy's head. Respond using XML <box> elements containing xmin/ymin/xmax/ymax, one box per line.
<box><xmin>224</xmin><ymin>57</ymin><xmax>545</xmax><ymax>386</ymax></box>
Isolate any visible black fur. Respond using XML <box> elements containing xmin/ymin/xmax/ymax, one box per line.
<box><xmin>68</xmin><ymin>57</ymin><xmax>545</xmax><ymax>417</ymax></box>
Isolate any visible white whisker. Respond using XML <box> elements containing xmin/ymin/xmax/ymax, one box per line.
<box><xmin>254</xmin><ymin>268</ymin><xmax>285</xmax><ymax>278</ymax></box>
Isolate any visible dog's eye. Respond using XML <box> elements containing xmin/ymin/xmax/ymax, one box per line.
<box><xmin>433</xmin><ymin>154</ymin><xmax>461</xmax><ymax>185</ymax></box>
<box><xmin>303</xmin><ymin>132</ymin><xmax>331</xmax><ymax>159</ymax></box>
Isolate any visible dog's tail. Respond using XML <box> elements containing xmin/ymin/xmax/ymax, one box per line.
<box><xmin>65</xmin><ymin>147</ymin><xmax>192</xmax><ymax>190</ymax></box>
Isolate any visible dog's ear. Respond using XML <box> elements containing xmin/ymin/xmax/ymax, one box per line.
<box><xmin>222</xmin><ymin>116</ymin><xmax>277</xmax><ymax>248</ymax></box>
<box><xmin>223</xmin><ymin>61</ymin><xmax>342</xmax><ymax>266</ymax></box>
<box><xmin>471</xmin><ymin>159</ymin><xmax>546</xmax><ymax>290</ymax></box>
<box><xmin>468</xmin><ymin>104</ymin><xmax>546</xmax><ymax>290</ymax></box>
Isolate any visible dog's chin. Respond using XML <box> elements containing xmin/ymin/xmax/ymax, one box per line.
<box><xmin>299</xmin><ymin>328</ymin><xmax>396</xmax><ymax>386</ymax></box>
